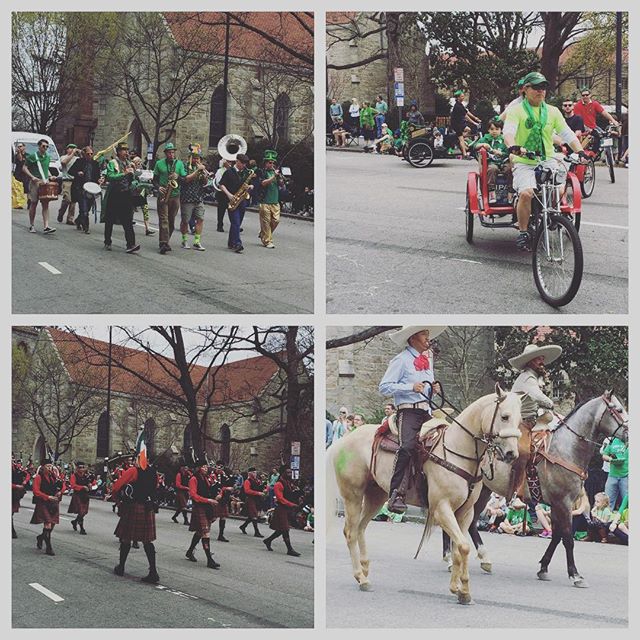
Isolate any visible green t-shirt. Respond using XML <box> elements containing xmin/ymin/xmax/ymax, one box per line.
<box><xmin>603</xmin><ymin>437</ymin><xmax>628</xmax><ymax>477</ymax></box>
<box><xmin>505</xmin><ymin>101</ymin><xmax>567</xmax><ymax>166</ymax></box>
<box><xmin>360</xmin><ymin>107</ymin><xmax>376</xmax><ymax>128</ymax></box>
<box><xmin>507</xmin><ymin>506</ymin><xmax>532</xmax><ymax>526</ymax></box>
<box><xmin>25</xmin><ymin>151</ymin><xmax>51</xmax><ymax>180</ymax></box>
<box><xmin>153</xmin><ymin>158</ymin><xmax>187</xmax><ymax>197</ymax></box>
<box><xmin>260</xmin><ymin>169</ymin><xmax>279</xmax><ymax>205</ymax></box>
<box><xmin>472</xmin><ymin>133</ymin><xmax>509</xmax><ymax>160</ymax></box>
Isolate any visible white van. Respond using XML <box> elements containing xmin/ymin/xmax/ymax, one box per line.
<box><xmin>11</xmin><ymin>132</ymin><xmax>62</xmax><ymax>176</ymax></box>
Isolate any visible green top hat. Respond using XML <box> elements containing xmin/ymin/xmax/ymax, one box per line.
<box><xmin>521</xmin><ymin>72</ymin><xmax>549</xmax><ymax>88</ymax></box>
<box><xmin>164</xmin><ymin>142</ymin><xmax>176</xmax><ymax>152</ymax></box>
<box><xmin>263</xmin><ymin>149</ymin><xmax>278</xmax><ymax>162</ymax></box>
<box><xmin>453</xmin><ymin>89</ymin><xmax>464</xmax><ymax>97</ymax></box>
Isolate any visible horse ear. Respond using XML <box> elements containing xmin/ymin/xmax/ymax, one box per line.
<box><xmin>605</xmin><ymin>389</ymin><xmax>613</xmax><ymax>400</ymax></box>
<box><xmin>495</xmin><ymin>382</ymin><xmax>505</xmax><ymax>399</ymax></box>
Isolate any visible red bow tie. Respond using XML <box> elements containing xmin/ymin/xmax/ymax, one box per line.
<box><xmin>414</xmin><ymin>353</ymin><xmax>430</xmax><ymax>371</ymax></box>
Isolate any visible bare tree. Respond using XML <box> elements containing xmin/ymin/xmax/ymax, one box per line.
<box><xmin>18</xmin><ymin>339</ymin><xmax>103</xmax><ymax>459</ymax></box>
<box><xmin>326</xmin><ymin>12</ymin><xmax>388</xmax><ymax>71</ymax></box>
<box><xmin>326</xmin><ymin>326</ymin><xmax>399</xmax><ymax>350</ymax></box>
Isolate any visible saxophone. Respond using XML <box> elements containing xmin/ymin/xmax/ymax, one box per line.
<box><xmin>161</xmin><ymin>160</ymin><xmax>179</xmax><ymax>204</ymax></box>
<box><xmin>228</xmin><ymin>169</ymin><xmax>255</xmax><ymax>211</ymax></box>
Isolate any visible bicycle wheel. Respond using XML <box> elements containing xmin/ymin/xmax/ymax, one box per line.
<box><xmin>579</xmin><ymin>158</ymin><xmax>596</xmax><ymax>199</ymax></box>
<box><xmin>465</xmin><ymin>190</ymin><xmax>474</xmax><ymax>243</ymax></box>
<box><xmin>532</xmin><ymin>213</ymin><xmax>583</xmax><ymax>307</ymax></box>
<box><xmin>407</xmin><ymin>141</ymin><xmax>434</xmax><ymax>168</ymax></box>
<box><xmin>605</xmin><ymin>147</ymin><xmax>615</xmax><ymax>183</ymax></box>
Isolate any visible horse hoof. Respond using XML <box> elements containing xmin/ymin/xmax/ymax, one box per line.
<box><xmin>480</xmin><ymin>562</ymin><xmax>492</xmax><ymax>574</ymax></box>
<box><xmin>457</xmin><ymin>592</ymin><xmax>473</xmax><ymax>605</ymax></box>
<box><xmin>537</xmin><ymin>571</ymin><xmax>551</xmax><ymax>581</ymax></box>
<box><xmin>359</xmin><ymin>582</ymin><xmax>374</xmax><ymax>592</ymax></box>
<box><xmin>572</xmin><ymin>577</ymin><xmax>589</xmax><ymax>588</ymax></box>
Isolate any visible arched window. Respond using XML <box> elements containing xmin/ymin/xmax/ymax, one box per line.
<box><xmin>220</xmin><ymin>424</ymin><xmax>230</xmax><ymax>465</ymax></box>
<box><xmin>144</xmin><ymin>418</ymin><xmax>156</xmax><ymax>458</ymax></box>
<box><xmin>96</xmin><ymin>411</ymin><xmax>110</xmax><ymax>458</ymax></box>
<box><xmin>273</xmin><ymin>93</ymin><xmax>291</xmax><ymax>145</ymax></box>
<box><xmin>209</xmin><ymin>86</ymin><xmax>227</xmax><ymax>149</ymax></box>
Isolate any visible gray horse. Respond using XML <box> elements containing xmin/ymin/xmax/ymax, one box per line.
<box><xmin>443</xmin><ymin>391</ymin><xmax>628</xmax><ymax>587</ymax></box>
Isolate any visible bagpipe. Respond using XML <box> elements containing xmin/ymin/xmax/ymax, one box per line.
<box><xmin>11</xmin><ymin>463</ymin><xmax>28</xmax><ymax>500</ymax></box>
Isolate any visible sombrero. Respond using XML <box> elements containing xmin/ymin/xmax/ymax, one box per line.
<box><xmin>508</xmin><ymin>344</ymin><xmax>562</xmax><ymax>370</ymax></box>
<box><xmin>389</xmin><ymin>325</ymin><xmax>446</xmax><ymax>347</ymax></box>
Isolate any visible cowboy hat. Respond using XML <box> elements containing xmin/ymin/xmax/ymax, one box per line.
<box><xmin>508</xmin><ymin>344</ymin><xmax>562</xmax><ymax>370</ymax></box>
<box><xmin>389</xmin><ymin>325</ymin><xmax>446</xmax><ymax>347</ymax></box>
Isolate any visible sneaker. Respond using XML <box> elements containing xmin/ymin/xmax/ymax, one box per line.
<box><xmin>516</xmin><ymin>231</ymin><xmax>531</xmax><ymax>251</ymax></box>
<box><xmin>539</xmin><ymin>529</ymin><xmax>552</xmax><ymax>538</ymax></box>
<box><xmin>192</xmin><ymin>242</ymin><xmax>206</xmax><ymax>251</ymax></box>
<box><xmin>265</xmin><ymin>242</ymin><xmax>275</xmax><ymax>249</ymax></box>
<box><xmin>66</xmin><ymin>220</ymin><xmax>75</xmax><ymax>225</ymax></box>
<box><xmin>56</xmin><ymin>212</ymin><xmax>64</xmax><ymax>223</ymax></box>
<box><xmin>181</xmin><ymin>240</ymin><xmax>190</xmax><ymax>249</ymax></box>
<box><xmin>159</xmin><ymin>245</ymin><xmax>168</xmax><ymax>255</ymax></box>
<box><xmin>145</xmin><ymin>229</ymin><xmax>155</xmax><ymax>236</ymax></box>
<box><xmin>234</xmin><ymin>244</ymin><xmax>244</xmax><ymax>253</ymax></box>
<box><xmin>43</xmin><ymin>227</ymin><xmax>56</xmax><ymax>234</ymax></box>
<box><xmin>217</xmin><ymin>227</ymin><xmax>224</xmax><ymax>233</ymax></box>
<box><xmin>104</xmin><ymin>243</ymin><xmax>112</xmax><ymax>251</ymax></box>
<box><xmin>125</xmin><ymin>244</ymin><xmax>140</xmax><ymax>254</ymax></box>
<box><xmin>29</xmin><ymin>225</ymin><xmax>36</xmax><ymax>233</ymax></box>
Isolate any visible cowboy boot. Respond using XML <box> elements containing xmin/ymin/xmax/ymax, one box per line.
<box><xmin>386</xmin><ymin>488</ymin><xmax>407</xmax><ymax>514</ymax></box>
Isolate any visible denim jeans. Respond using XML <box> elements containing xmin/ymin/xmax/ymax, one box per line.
<box><xmin>228</xmin><ymin>202</ymin><xmax>246</xmax><ymax>248</ymax></box>
<box><xmin>604</xmin><ymin>474</ymin><xmax>628</xmax><ymax>510</ymax></box>
<box><xmin>374</xmin><ymin>114</ymin><xmax>386</xmax><ymax>138</ymax></box>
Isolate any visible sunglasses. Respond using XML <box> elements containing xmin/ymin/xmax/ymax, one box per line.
<box><xmin>40</xmin><ymin>144</ymin><xmax>49</xmax><ymax>148</ymax></box>
<box><xmin>530</xmin><ymin>84</ymin><xmax>548</xmax><ymax>90</ymax></box>
<box><xmin>581</xmin><ymin>93</ymin><xmax>590</xmax><ymax>97</ymax></box>
<box><xmin>562</xmin><ymin>104</ymin><xmax>573</xmax><ymax>107</ymax></box>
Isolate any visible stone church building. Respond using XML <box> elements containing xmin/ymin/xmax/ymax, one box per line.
<box><xmin>13</xmin><ymin>327</ymin><xmax>311</xmax><ymax>477</ymax></box>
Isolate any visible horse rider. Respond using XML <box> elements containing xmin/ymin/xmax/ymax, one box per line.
<box><xmin>508</xmin><ymin>342</ymin><xmax>562</xmax><ymax>496</ymax></box>
<box><xmin>379</xmin><ymin>325</ymin><xmax>446</xmax><ymax>514</ymax></box>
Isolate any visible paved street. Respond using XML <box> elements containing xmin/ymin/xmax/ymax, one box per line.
<box><xmin>326</xmin><ymin>518</ymin><xmax>627</xmax><ymax>628</ymax></box>
<box><xmin>12</xmin><ymin>202</ymin><xmax>314</xmax><ymax>314</ymax></box>
<box><xmin>13</xmin><ymin>497</ymin><xmax>314</xmax><ymax>628</ymax></box>
<box><xmin>326</xmin><ymin>150</ymin><xmax>628</xmax><ymax>314</ymax></box>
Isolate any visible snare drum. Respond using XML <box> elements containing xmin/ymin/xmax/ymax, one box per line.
<box><xmin>83</xmin><ymin>181</ymin><xmax>102</xmax><ymax>197</ymax></box>
<box><xmin>37</xmin><ymin>180</ymin><xmax>60</xmax><ymax>201</ymax></box>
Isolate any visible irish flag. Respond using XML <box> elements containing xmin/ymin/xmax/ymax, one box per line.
<box><xmin>136</xmin><ymin>429</ymin><xmax>148</xmax><ymax>470</ymax></box>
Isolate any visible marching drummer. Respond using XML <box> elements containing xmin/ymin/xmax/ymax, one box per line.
<box><xmin>68</xmin><ymin>146</ymin><xmax>103</xmax><ymax>234</ymax></box>
<box><xmin>23</xmin><ymin>138</ymin><xmax>57</xmax><ymax>235</ymax></box>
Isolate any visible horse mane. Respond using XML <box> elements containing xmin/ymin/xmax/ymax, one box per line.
<box><xmin>563</xmin><ymin>396</ymin><xmax>597</xmax><ymax>421</ymax></box>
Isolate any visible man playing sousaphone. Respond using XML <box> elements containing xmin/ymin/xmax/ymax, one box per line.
<box><xmin>153</xmin><ymin>142</ymin><xmax>187</xmax><ymax>255</ymax></box>
<box><xmin>379</xmin><ymin>325</ymin><xmax>445</xmax><ymax>514</ymax></box>
<box><xmin>507</xmin><ymin>342</ymin><xmax>562</xmax><ymax>496</ymax></box>
<box><xmin>22</xmin><ymin>139</ymin><xmax>58</xmax><ymax>234</ymax></box>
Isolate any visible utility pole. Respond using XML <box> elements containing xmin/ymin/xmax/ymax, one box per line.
<box><xmin>106</xmin><ymin>326</ymin><xmax>112</xmax><ymax>436</ymax></box>
<box><xmin>222</xmin><ymin>13</ymin><xmax>231</xmax><ymax>139</ymax></box>
<box><xmin>615</xmin><ymin>12</ymin><xmax>623</xmax><ymax>123</ymax></box>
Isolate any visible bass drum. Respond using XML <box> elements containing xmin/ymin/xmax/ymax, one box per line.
<box><xmin>37</xmin><ymin>181</ymin><xmax>60</xmax><ymax>201</ymax></box>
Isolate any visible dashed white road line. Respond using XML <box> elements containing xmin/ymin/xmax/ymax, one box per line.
<box><xmin>38</xmin><ymin>262</ymin><xmax>61</xmax><ymax>274</ymax></box>
<box><xmin>581</xmin><ymin>221</ymin><xmax>628</xmax><ymax>230</ymax></box>
<box><xmin>29</xmin><ymin>583</ymin><xmax>64</xmax><ymax>603</ymax></box>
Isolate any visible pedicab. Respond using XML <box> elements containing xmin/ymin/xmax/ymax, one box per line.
<box><xmin>465</xmin><ymin>147</ymin><xmax>585</xmax><ymax>307</ymax></box>
<box><xmin>401</xmin><ymin>122</ymin><xmax>465</xmax><ymax>167</ymax></box>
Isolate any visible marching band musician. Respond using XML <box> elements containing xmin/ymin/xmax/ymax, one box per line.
<box><xmin>68</xmin><ymin>146</ymin><xmax>102</xmax><ymax>234</ymax></box>
<box><xmin>23</xmin><ymin>139</ymin><xmax>57</xmax><ymax>234</ymax></box>
<box><xmin>218</xmin><ymin>153</ymin><xmax>252</xmax><ymax>254</ymax></box>
<box><xmin>57</xmin><ymin>143</ymin><xmax>80</xmax><ymax>226</ymax></box>
<box><xmin>239</xmin><ymin>466</ymin><xmax>267</xmax><ymax>537</ymax></box>
<box><xmin>67</xmin><ymin>461</ymin><xmax>92</xmax><ymax>535</ymax></box>
<box><xmin>112</xmin><ymin>455</ymin><xmax>160</xmax><ymax>583</ymax></box>
<box><xmin>211</xmin><ymin>461</ymin><xmax>233</xmax><ymax>543</ymax></box>
<box><xmin>179</xmin><ymin>143</ymin><xmax>209</xmax><ymax>252</ymax></box>
<box><xmin>131</xmin><ymin>156</ymin><xmax>155</xmax><ymax>237</ymax></box>
<box><xmin>213</xmin><ymin>159</ymin><xmax>231</xmax><ymax>232</ymax></box>
<box><xmin>11</xmin><ymin>457</ymin><xmax>30</xmax><ymax>539</ymax></box>
<box><xmin>185</xmin><ymin>459</ymin><xmax>221</xmax><ymax>569</ymax></box>
<box><xmin>102</xmin><ymin>142</ymin><xmax>140</xmax><ymax>253</ymax></box>
<box><xmin>171</xmin><ymin>462</ymin><xmax>192</xmax><ymax>525</ymax></box>
<box><xmin>257</xmin><ymin>149</ymin><xmax>282</xmax><ymax>249</ymax></box>
<box><xmin>30</xmin><ymin>457</ymin><xmax>66</xmax><ymax>556</ymax></box>
<box><xmin>153</xmin><ymin>142</ymin><xmax>187</xmax><ymax>255</ymax></box>
<box><xmin>262</xmin><ymin>466</ymin><xmax>301</xmax><ymax>556</ymax></box>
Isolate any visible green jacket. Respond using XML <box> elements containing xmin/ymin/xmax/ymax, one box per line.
<box><xmin>360</xmin><ymin>107</ymin><xmax>376</xmax><ymax>129</ymax></box>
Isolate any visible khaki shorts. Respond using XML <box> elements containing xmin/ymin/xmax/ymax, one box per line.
<box><xmin>61</xmin><ymin>180</ymin><xmax>73</xmax><ymax>202</ymax></box>
<box><xmin>181</xmin><ymin>201</ymin><xmax>205</xmax><ymax>222</ymax></box>
<box><xmin>512</xmin><ymin>157</ymin><xmax>567</xmax><ymax>193</ymax></box>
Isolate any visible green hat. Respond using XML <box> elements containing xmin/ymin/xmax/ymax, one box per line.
<box><xmin>66</xmin><ymin>143</ymin><xmax>78</xmax><ymax>149</ymax></box>
<box><xmin>164</xmin><ymin>143</ymin><xmax>176</xmax><ymax>152</ymax></box>
<box><xmin>521</xmin><ymin>72</ymin><xmax>549</xmax><ymax>88</ymax></box>
<box><xmin>263</xmin><ymin>149</ymin><xmax>278</xmax><ymax>162</ymax></box>
<box><xmin>516</xmin><ymin>78</ymin><xmax>525</xmax><ymax>89</ymax></box>
<box><xmin>453</xmin><ymin>90</ymin><xmax>464</xmax><ymax>97</ymax></box>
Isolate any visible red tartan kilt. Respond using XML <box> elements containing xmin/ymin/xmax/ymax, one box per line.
<box><xmin>12</xmin><ymin>487</ymin><xmax>25</xmax><ymax>514</ymax></box>
<box><xmin>114</xmin><ymin>502</ymin><xmax>156</xmax><ymax>543</ymax></box>
<box><xmin>213</xmin><ymin>501</ymin><xmax>229</xmax><ymax>519</ymax></box>
<box><xmin>30</xmin><ymin>498</ymin><xmax>60</xmax><ymax>525</ymax></box>
<box><xmin>189</xmin><ymin>503</ymin><xmax>214</xmax><ymax>534</ymax></box>
<box><xmin>270</xmin><ymin>504</ymin><xmax>291</xmax><ymax>532</ymax></box>
<box><xmin>246</xmin><ymin>496</ymin><xmax>260</xmax><ymax>519</ymax></box>
<box><xmin>68</xmin><ymin>492</ymin><xmax>90</xmax><ymax>516</ymax></box>
<box><xmin>175</xmin><ymin>489</ymin><xmax>189</xmax><ymax>510</ymax></box>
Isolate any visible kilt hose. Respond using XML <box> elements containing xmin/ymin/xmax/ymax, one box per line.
<box><xmin>68</xmin><ymin>492</ymin><xmax>90</xmax><ymax>516</ymax></box>
<box><xmin>114</xmin><ymin>502</ymin><xmax>156</xmax><ymax>543</ymax></box>
<box><xmin>270</xmin><ymin>505</ymin><xmax>292</xmax><ymax>532</ymax></box>
<box><xmin>189</xmin><ymin>503</ymin><xmax>215</xmax><ymax>535</ymax></box>
<box><xmin>175</xmin><ymin>489</ymin><xmax>189</xmax><ymax>510</ymax></box>
<box><xmin>30</xmin><ymin>499</ymin><xmax>61</xmax><ymax>525</ymax></box>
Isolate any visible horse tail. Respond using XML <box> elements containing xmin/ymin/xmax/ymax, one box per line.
<box><xmin>325</xmin><ymin>442</ymin><xmax>341</xmax><ymax>540</ymax></box>
<box><xmin>413</xmin><ymin>507</ymin><xmax>434</xmax><ymax>559</ymax></box>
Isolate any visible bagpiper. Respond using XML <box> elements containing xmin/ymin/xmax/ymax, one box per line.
<box><xmin>263</xmin><ymin>466</ymin><xmax>302</xmax><ymax>556</ymax></box>
<box><xmin>239</xmin><ymin>467</ymin><xmax>267</xmax><ymax>537</ymax></box>
<box><xmin>11</xmin><ymin>457</ymin><xmax>30</xmax><ymax>539</ymax></box>
<box><xmin>67</xmin><ymin>461</ymin><xmax>93</xmax><ymax>535</ymax></box>
<box><xmin>30</xmin><ymin>457</ymin><xmax>66</xmax><ymax>556</ymax></box>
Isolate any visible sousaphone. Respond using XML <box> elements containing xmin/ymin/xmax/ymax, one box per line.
<box><xmin>217</xmin><ymin>134</ymin><xmax>247</xmax><ymax>162</ymax></box>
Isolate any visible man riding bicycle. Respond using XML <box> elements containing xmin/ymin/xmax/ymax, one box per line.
<box><xmin>503</xmin><ymin>72</ymin><xmax>589</xmax><ymax>251</ymax></box>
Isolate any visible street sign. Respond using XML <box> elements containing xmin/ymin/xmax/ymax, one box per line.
<box><xmin>291</xmin><ymin>469</ymin><xmax>299</xmax><ymax>480</ymax></box>
<box><xmin>394</xmin><ymin>67</ymin><xmax>404</xmax><ymax>82</ymax></box>
<box><xmin>290</xmin><ymin>455</ymin><xmax>300</xmax><ymax>470</ymax></box>
<box><xmin>397</xmin><ymin>97</ymin><xmax>405</xmax><ymax>107</ymax></box>
<box><xmin>394</xmin><ymin>82</ymin><xmax>405</xmax><ymax>97</ymax></box>
<box><xmin>291</xmin><ymin>441</ymin><xmax>301</xmax><ymax>455</ymax></box>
